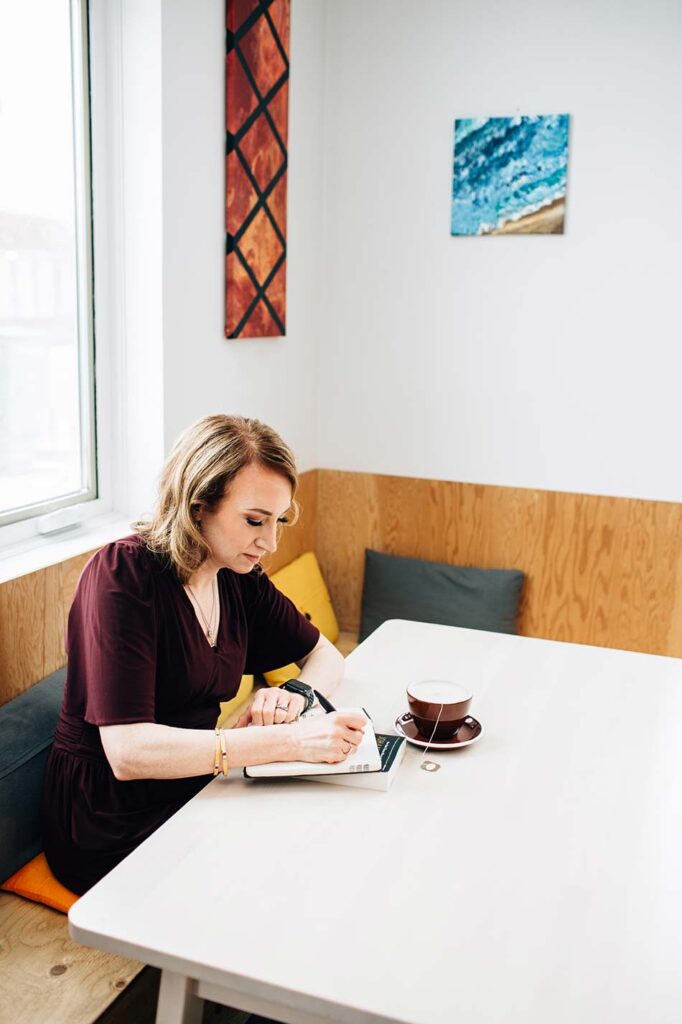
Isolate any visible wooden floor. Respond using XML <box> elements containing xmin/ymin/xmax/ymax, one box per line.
<box><xmin>1</xmin><ymin>886</ymin><xmax>264</xmax><ymax>1024</ymax></box>
<box><xmin>0</xmin><ymin>891</ymin><xmax>144</xmax><ymax>1024</ymax></box>
<box><xmin>95</xmin><ymin>967</ymin><xmax>250</xmax><ymax>1023</ymax></box>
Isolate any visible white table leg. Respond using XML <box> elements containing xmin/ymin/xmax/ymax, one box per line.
<box><xmin>155</xmin><ymin>970</ymin><xmax>203</xmax><ymax>1024</ymax></box>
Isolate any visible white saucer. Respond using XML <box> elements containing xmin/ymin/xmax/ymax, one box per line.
<box><xmin>394</xmin><ymin>712</ymin><xmax>483</xmax><ymax>749</ymax></box>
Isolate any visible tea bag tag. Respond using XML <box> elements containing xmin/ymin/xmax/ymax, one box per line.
<box><xmin>417</xmin><ymin>703</ymin><xmax>444</xmax><ymax>773</ymax></box>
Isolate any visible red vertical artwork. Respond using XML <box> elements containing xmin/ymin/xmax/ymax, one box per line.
<box><xmin>225</xmin><ymin>0</ymin><xmax>289</xmax><ymax>339</ymax></box>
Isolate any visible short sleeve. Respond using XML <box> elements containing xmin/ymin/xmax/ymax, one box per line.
<box><xmin>68</xmin><ymin>540</ymin><xmax>158</xmax><ymax>726</ymax></box>
<box><xmin>241</xmin><ymin>569</ymin><xmax>320</xmax><ymax>675</ymax></box>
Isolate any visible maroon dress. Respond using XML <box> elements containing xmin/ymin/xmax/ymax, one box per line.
<box><xmin>43</xmin><ymin>535</ymin><xmax>319</xmax><ymax>894</ymax></box>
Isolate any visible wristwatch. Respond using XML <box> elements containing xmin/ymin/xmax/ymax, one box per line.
<box><xmin>281</xmin><ymin>678</ymin><xmax>315</xmax><ymax>714</ymax></box>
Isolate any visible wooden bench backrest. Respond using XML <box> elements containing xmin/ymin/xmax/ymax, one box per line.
<box><xmin>316</xmin><ymin>470</ymin><xmax>682</xmax><ymax>659</ymax></box>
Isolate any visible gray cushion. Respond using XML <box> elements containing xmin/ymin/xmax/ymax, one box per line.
<box><xmin>360</xmin><ymin>549</ymin><xmax>524</xmax><ymax>643</ymax></box>
<box><xmin>0</xmin><ymin>668</ymin><xmax>66</xmax><ymax>882</ymax></box>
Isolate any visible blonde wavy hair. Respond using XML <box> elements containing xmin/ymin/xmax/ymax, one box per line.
<box><xmin>136</xmin><ymin>414</ymin><xmax>299</xmax><ymax>583</ymax></box>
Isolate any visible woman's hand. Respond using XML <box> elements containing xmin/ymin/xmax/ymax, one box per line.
<box><xmin>289</xmin><ymin>711</ymin><xmax>367</xmax><ymax>764</ymax></box>
<box><xmin>235</xmin><ymin>687</ymin><xmax>306</xmax><ymax>728</ymax></box>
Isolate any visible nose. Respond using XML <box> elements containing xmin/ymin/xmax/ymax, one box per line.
<box><xmin>256</xmin><ymin>520</ymin><xmax>278</xmax><ymax>554</ymax></box>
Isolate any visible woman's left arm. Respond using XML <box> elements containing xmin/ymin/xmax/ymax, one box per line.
<box><xmin>295</xmin><ymin>632</ymin><xmax>345</xmax><ymax>699</ymax></box>
<box><xmin>237</xmin><ymin>633</ymin><xmax>344</xmax><ymax>727</ymax></box>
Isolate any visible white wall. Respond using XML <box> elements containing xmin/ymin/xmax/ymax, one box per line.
<box><xmin>160</xmin><ymin>0</ymin><xmax>325</xmax><ymax>474</ymax></box>
<box><xmin>318</xmin><ymin>0</ymin><xmax>682</xmax><ymax>502</ymax></box>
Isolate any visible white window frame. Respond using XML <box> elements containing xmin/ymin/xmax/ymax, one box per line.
<box><xmin>0</xmin><ymin>0</ymin><xmax>166</xmax><ymax>580</ymax></box>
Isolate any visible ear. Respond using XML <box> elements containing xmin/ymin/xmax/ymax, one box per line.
<box><xmin>191</xmin><ymin>501</ymin><xmax>204</xmax><ymax>525</ymax></box>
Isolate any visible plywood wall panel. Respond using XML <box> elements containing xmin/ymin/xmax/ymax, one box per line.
<box><xmin>316</xmin><ymin>469</ymin><xmax>682</xmax><ymax>658</ymax></box>
<box><xmin>59</xmin><ymin>550</ymin><xmax>97</xmax><ymax>618</ymax></box>
<box><xmin>43</xmin><ymin>564</ymin><xmax>67</xmax><ymax>679</ymax></box>
<box><xmin>0</xmin><ymin>550</ymin><xmax>101</xmax><ymax>706</ymax></box>
<box><xmin>0</xmin><ymin>572</ymin><xmax>48</xmax><ymax>704</ymax></box>
<box><xmin>262</xmin><ymin>469</ymin><xmax>317</xmax><ymax>575</ymax></box>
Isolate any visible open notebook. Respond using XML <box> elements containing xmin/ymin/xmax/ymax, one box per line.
<box><xmin>243</xmin><ymin>709</ymin><xmax>382</xmax><ymax>779</ymax></box>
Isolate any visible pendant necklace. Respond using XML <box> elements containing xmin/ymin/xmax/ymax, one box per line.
<box><xmin>186</xmin><ymin>575</ymin><xmax>218</xmax><ymax>648</ymax></box>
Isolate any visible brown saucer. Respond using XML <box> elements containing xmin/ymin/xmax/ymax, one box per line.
<box><xmin>394</xmin><ymin>712</ymin><xmax>483</xmax><ymax>749</ymax></box>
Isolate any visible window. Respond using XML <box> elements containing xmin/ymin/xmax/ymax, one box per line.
<box><xmin>0</xmin><ymin>0</ymin><xmax>96</xmax><ymax>532</ymax></box>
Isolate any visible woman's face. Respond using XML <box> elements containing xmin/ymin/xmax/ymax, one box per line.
<box><xmin>197</xmin><ymin>462</ymin><xmax>293</xmax><ymax>574</ymax></box>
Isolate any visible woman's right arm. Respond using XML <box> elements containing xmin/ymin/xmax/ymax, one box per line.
<box><xmin>100</xmin><ymin>711</ymin><xmax>367</xmax><ymax>782</ymax></box>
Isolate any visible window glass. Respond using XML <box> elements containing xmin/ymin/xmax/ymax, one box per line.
<box><xmin>0</xmin><ymin>0</ymin><xmax>95</xmax><ymax>526</ymax></box>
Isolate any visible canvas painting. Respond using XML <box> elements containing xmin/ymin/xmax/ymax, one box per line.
<box><xmin>225</xmin><ymin>0</ymin><xmax>290</xmax><ymax>338</ymax></box>
<box><xmin>451</xmin><ymin>114</ymin><xmax>569</xmax><ymax>236</ymax></box>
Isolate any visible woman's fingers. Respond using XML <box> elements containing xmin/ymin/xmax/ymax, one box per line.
<box><xmin>282</xmin><ymin>693</ymin><xmax>305</xmax><ymax>722</ymax></box>
<box><xmin>334</xmin><ymin>716</ymin><xmax>366</xmax><ymax>759</ymax></box>
<box><xmin>248</xmin><ymin>690</ymin><xmax>305</xmax><ymax>727</ymax></box>
<box><xmin>334</xmin><ymin>711</ymin><xmax>368</xmax><ymax>731</ymax></box>
<box><xmin>257</xmin><ymin>699</ymin><xmax>274</xmax><ymax>726</ymax></box>
<box><xmin>259</xmin><ymin>693</ymin><xmax>291</xmax><ymax>726</ymax></box>
<box><xmin>322</xmin><ymin>713</ymin><xmax>366</xmax><ymax>755</ymax></box>
<box><xmin>273</xmin><ymin>701</ymin><xmax>289</xmax><ymax>724</ymax></box>
<box><xmin>250</xmin><ymin>692</ymin><xmax>274</xmax><ymax>726</ymax></box>
<box><xmin>266</xmin><ymin>690</ymin><xmax>305</xmax><ymax>725</ymax></box>
<box><xmin>289</xmin><ymin>710</ymin><xmax>369</xmax><ymax>764</ymax></box>
<box><xmin>339</xmin><ymin>728</ymin><xmax>361</xmax><ymax>749</ymax></box>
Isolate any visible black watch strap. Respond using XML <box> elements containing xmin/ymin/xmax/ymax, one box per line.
<box><xmin>282</xmin><ymin>679</ymin><xmax>315</xmax><ymax>713</ymax></box>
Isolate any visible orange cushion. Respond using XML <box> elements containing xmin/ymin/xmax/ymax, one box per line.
<box><xmin>1</xmin><ymin>852</ymin><xmax>78</xmax><ymax>913</ymax></box>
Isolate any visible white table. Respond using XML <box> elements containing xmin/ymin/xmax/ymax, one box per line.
<box><xmin>69</xmin><ymin>620</ymin><xmax>682</xmax><ymax>1024</ymax></box>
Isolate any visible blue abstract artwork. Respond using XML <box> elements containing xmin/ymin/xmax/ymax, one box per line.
<box><xmin>451</xmin><ymin>114</ymin><xmax>569</xmax><ymax>236</ymax></box>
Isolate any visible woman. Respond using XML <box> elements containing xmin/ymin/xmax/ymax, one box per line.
<box><xmin>43</xmin><ymin>414</ymin><xmax>365</xmax><ymax>895</ymax></box>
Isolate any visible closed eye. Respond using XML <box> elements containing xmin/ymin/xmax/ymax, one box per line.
<box><xmin>246</xmin><ymin>517</ymin><xmax>289</xmax><ymax>527</ymax></box>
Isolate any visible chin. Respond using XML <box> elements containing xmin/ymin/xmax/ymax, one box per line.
<box><xmin>228</xmin><ymin>554</ymin><xmax>261</xmax><ymax>573</ymax></box>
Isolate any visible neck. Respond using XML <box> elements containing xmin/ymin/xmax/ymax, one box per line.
<box><xmin>186</xmin><ymin>559</ymin><xmax>218</xmax><ymax>593</ymax></box>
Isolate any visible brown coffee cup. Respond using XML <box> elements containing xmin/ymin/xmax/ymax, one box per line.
<box><xmin>406</xmin><ymin>679</ymin><xmax>472</xmax><ymax>740</ymax></box>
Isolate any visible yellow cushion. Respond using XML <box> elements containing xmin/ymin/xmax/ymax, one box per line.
<box><xmin>1</xmin><ymin>852</ymin><xmax>78</xmax><ymax>914</ymax></box>
<box><xmin>263</xmin><ymin>551</ymin><xmax>339</xmax><ymax>686</ymax></box>
<box><xmin>216</xmin><ymin>674</ymin><xmax>255</xmax><ymax>728</ymax></box>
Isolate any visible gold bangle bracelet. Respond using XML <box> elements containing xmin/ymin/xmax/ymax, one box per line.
<box><xmin>218</xmin><ymin>728</ymin><xmax>229</xmax><ymax>777</ymax></box>
<box><xmin>213</xmin><ymin>730</ymin><xmax>222</xmax><ymax>776</ymax></box>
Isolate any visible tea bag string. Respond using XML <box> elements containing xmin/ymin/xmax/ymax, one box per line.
<box><xmin>419</xmin><ymin>702</ymin><xmax>444</xmax><ymax>768</ymax></box>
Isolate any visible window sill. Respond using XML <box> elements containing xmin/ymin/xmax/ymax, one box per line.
<box><xmin>0</xmin><ymin>512</ymin><xmax>135</xmax><ymax>585</ymax></box>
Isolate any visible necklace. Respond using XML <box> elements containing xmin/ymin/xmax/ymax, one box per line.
<box><xmin>186</xmin><ymin>575</ymin><xmax>218</xmax><ymax>648</ymax></box>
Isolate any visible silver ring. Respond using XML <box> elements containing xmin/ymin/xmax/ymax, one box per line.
<box><xmin>275</xmin><ymin>704</ymin><xmax>289</xmax><ymax>712</ymax></box>
<box><xmin>343</xmin><ymin>742</ymin><xmax>352</xmax><ymax>755</ymax></box>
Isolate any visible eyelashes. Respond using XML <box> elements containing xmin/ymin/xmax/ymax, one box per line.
<box><xmin>246</xmin><ymin>517</ymin><xmax>289</xmax><ymax>527</ymax></box>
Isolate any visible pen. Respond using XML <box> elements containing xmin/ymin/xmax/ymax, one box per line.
<box><xmin>313</xmin><ymin>689</ymin><xmax>336</xmax><ymax>713</ymax></box>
